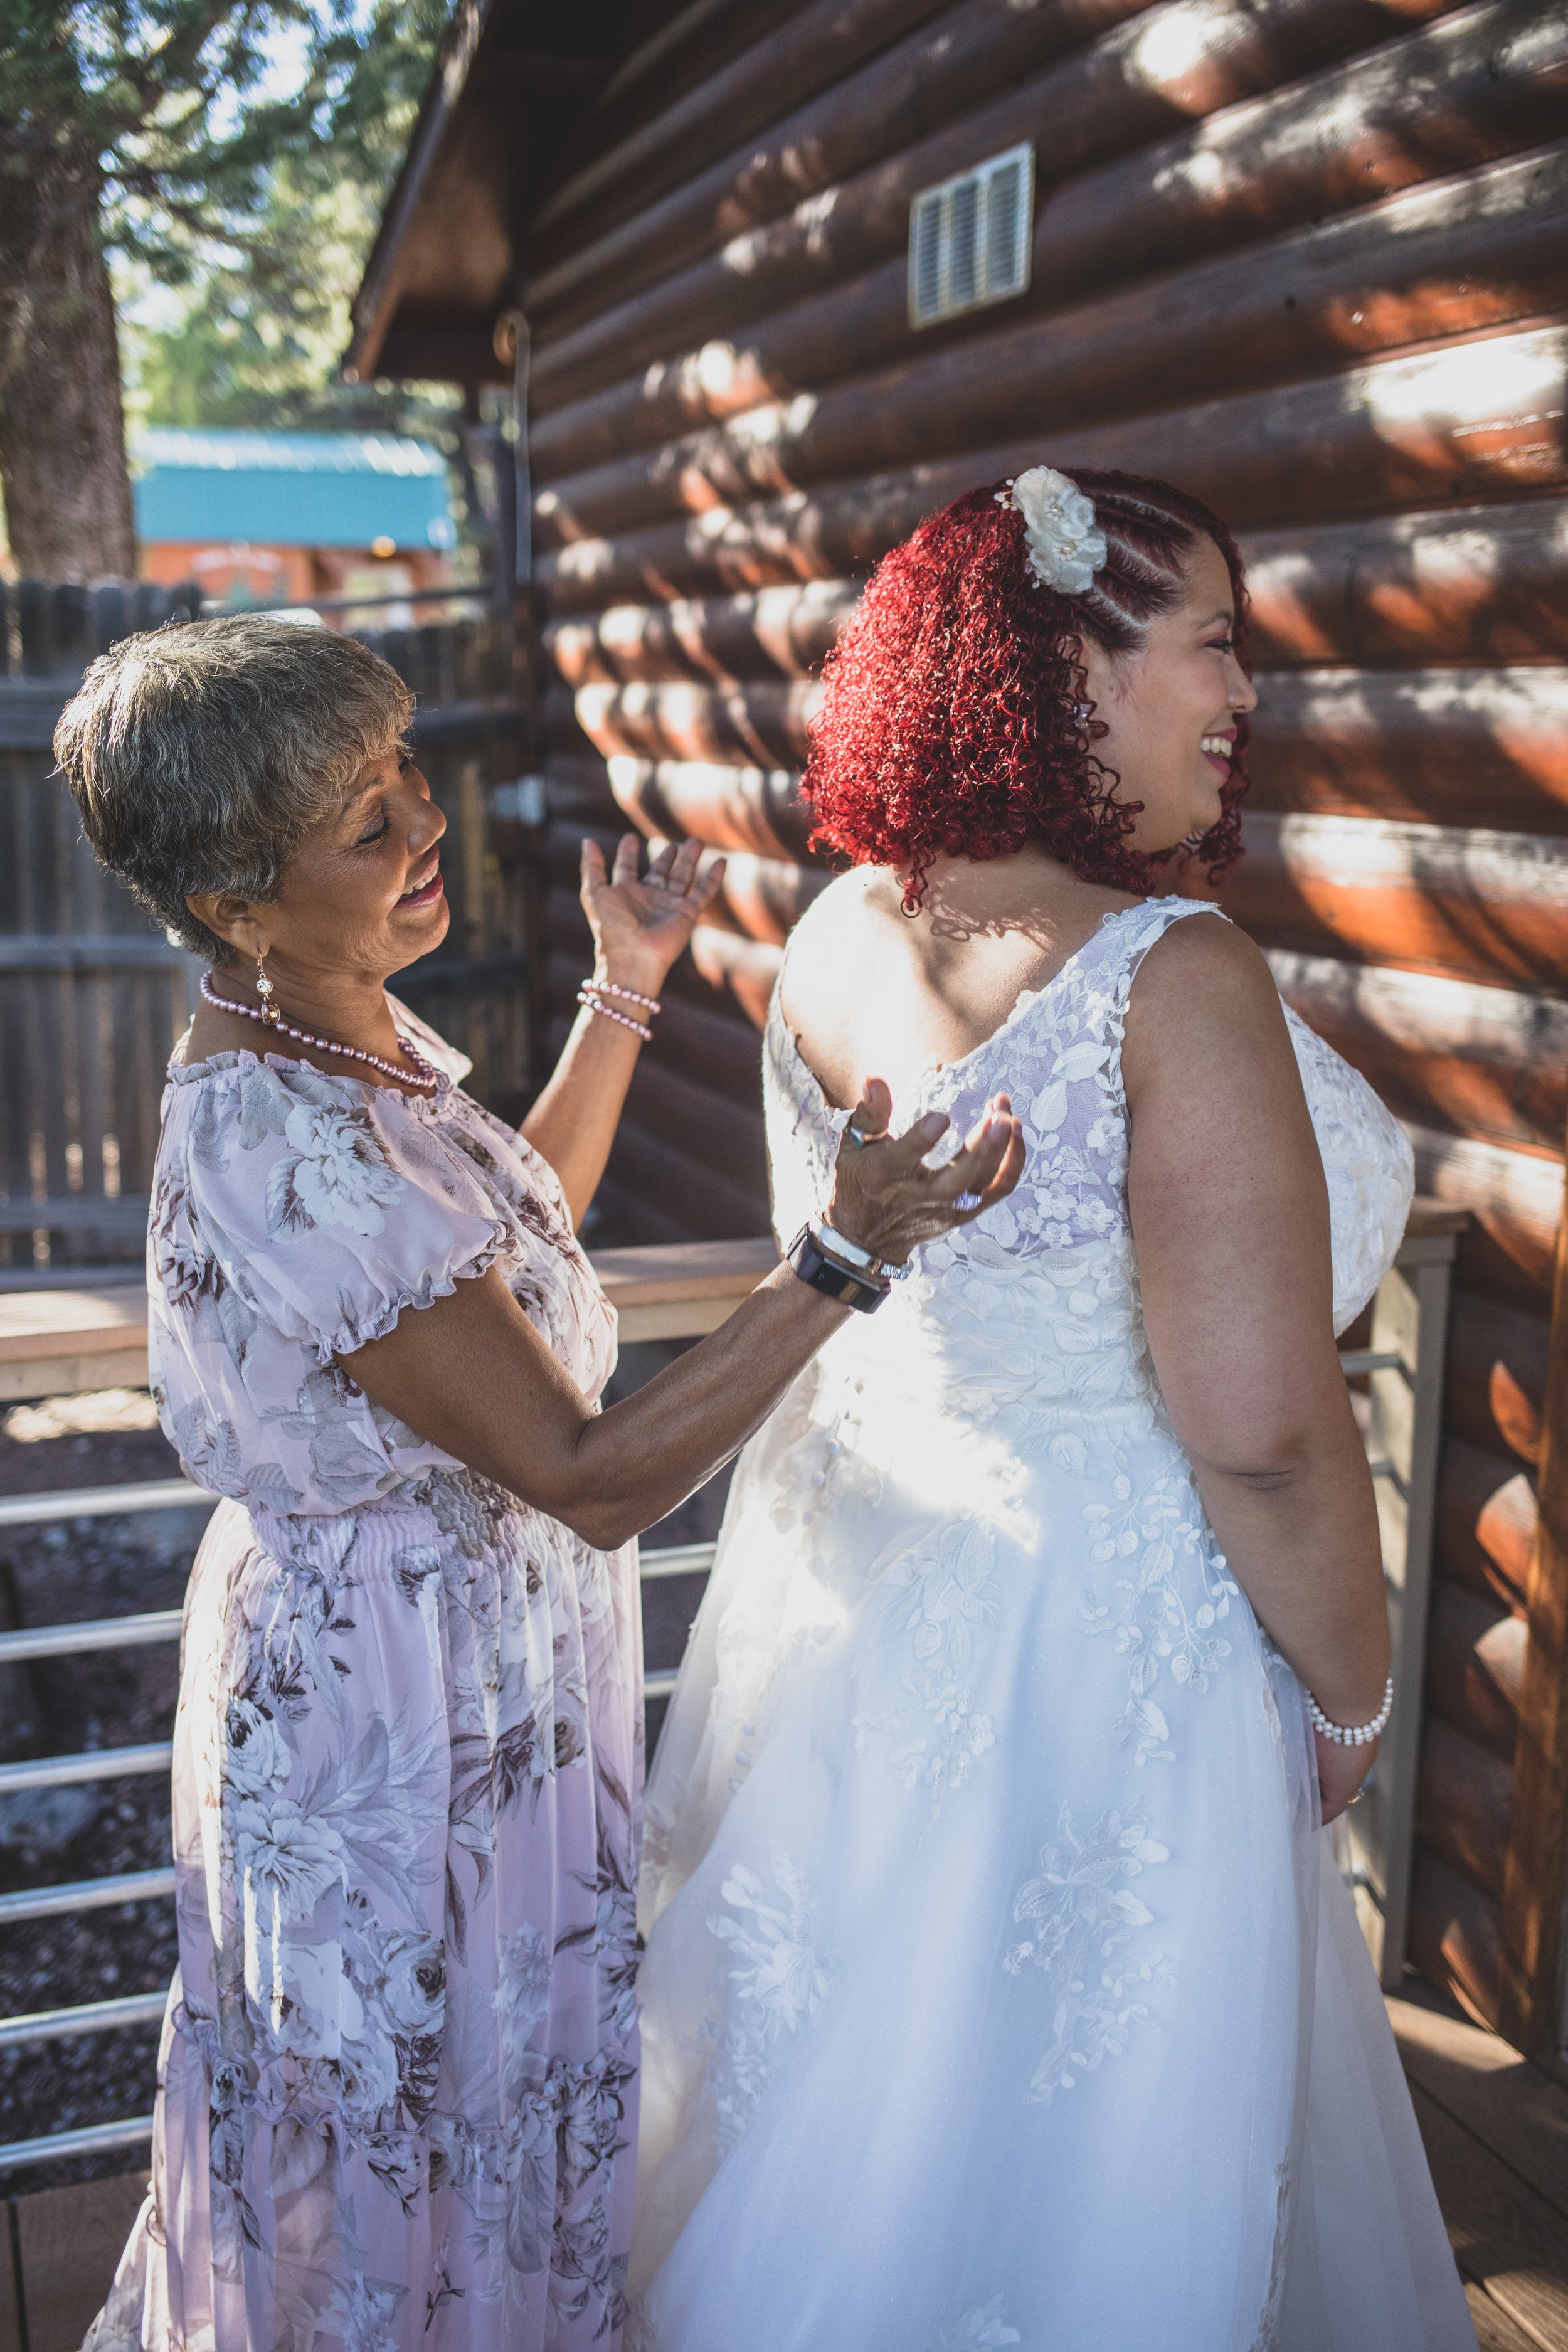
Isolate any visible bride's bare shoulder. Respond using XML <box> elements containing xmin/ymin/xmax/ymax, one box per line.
<box><xmin>1125</xmin><ymin>911</ymin><xmax>1293</xmax><ymax>1074</ymax></box>
<box><xmin>778</xmin><ymin>869</ymin><xmax>894</xmax><ymax>1022</ymax></box>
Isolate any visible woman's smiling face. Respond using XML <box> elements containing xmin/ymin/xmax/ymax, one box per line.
<box><xmin>190</xmin><ymin>743</ymin><xmax>450</xmax><ymax>981</ymax></box>
<box><xmin>1074</xmin><ymin>535</ymin><xmax>1258</xmax><ymax>858</ymax></box>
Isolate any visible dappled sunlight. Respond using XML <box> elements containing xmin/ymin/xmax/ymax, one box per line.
<box><xmin>544</xmin><ymin>580</ymin><xmax>854</xmax><ymax>688</ymax></box>
<box><xmin>1229</xmin><ymin>811</ymin><xmax>1568</xmax><ymax>993</ymax></box>
<box><xmin>1244</xmin><ymin>662</ymin><xmax>1568</xmax><ymax>830</ymax></box>
<box><xmin>720</xmin><ymin>187</ymin><xmax>837</xmax><ymax>283</ymax></box>
<box><xmin>573</xmin><ymin>677</ymin><xmax>818</xmax><ymax>766</ymax></box>
<box><xmin>605</xmin><ymin>755</ymin><xmax>809</xmax><ymax>862</ymax></box>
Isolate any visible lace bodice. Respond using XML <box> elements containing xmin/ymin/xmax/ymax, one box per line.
<box><xmin>764</xmin><ymin>897</ymin><xmax>1412</xmax><ymax>1340</ymax></box>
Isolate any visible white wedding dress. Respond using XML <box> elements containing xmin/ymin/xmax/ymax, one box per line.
<box><xmin>630</xmin><ymin>898</ymin><xmax>1476</xmax><ymax>2351</ymax></box>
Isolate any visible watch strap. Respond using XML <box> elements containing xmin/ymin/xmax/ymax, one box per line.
<box><xmin>788</xmin><ymin>1225</ymin><xmax>889</xmax><ymax>1313</ymax></box>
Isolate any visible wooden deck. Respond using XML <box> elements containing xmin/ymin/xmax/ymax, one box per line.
<box><xmin>0</xmin><ymin>1993</ymin><xmax>1562</xmax><ymax>2349</ymax></box>
<box><xmin>1391</xmin><ymin>1990</ymin><xmax>1568</xmax><ymax>2351</ymax></box>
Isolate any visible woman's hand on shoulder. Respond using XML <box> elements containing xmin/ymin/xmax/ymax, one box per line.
<box><xmin>823</xmin><ymin>1080</ymin><xmax>1025</xmax><ymax>1264</ymax></box>
<box><xmin>580</xmin><ymin>833</ymin><xmax>724</xmax><ymax>993</ymax></box>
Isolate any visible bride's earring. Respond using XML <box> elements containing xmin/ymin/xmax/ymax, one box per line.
<box><xmin>255</xmin><ymin>950</ymin><xmax>280</xmax><ymax>1027</ymax></box>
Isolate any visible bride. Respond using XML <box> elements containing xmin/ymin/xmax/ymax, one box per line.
<box><xmin>627</xmin><ymin>467</ymin><xmax>1476</xmax><ymax>2348</ymax></box>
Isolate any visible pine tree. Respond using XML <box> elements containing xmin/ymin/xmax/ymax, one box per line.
<box><xmin>0</xmin><ymin>0</ymin><xmax>443</xmax><ymax>579</ymax></box>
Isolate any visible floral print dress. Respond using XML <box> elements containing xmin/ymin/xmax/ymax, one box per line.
<box><xmin>88</xmin><ymin>1002</ymin><xmax>642</xmax><ymax>2352</ymax></box>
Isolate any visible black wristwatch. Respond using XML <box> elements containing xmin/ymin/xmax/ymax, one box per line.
<box><xmin>787</xmin><ymin>1224</ymin><xmax>890</xmax><ymax>1313</ymax></box>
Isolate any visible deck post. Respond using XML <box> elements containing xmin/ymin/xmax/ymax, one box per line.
<box><xmin>1345</xmin><ymin>1219</ymin><xmax>1458</xmax><ymax>1988</ymax></box>
<box><xmin>1500</xmin><ymin>1158</ymin><xmax>1568</xmax><ymax>2058</ymax></box>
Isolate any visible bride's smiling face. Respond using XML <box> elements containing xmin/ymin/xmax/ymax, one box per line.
<box><xmin>1073</xmin><ymin>536</ymin><xmax>1257</xmax><ymax>856</ymax></box>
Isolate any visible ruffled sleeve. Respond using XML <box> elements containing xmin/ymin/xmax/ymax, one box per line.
<box><xmin>182</xmin><ymin>1057</ymin><xmax>516</xmax><ymax>1365</ymax></box>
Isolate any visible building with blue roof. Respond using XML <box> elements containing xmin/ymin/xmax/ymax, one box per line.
<box><xmin>134</xmin><ymin>427</ymin><xmax>457</xmax><ymax>611</ymax></box>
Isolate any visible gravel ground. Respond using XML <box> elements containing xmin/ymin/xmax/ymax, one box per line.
<box><xmin>0</xmin><ymin>1335</ymin><xmax>731</xmax><ymax>2204</ymax></box>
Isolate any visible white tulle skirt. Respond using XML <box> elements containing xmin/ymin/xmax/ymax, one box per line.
<box><xmin>627</xmin><ymin>1350</ymin><xmax>1476</xmax><ymax>2351</ymax></box>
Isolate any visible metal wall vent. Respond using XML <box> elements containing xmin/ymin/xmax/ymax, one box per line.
<box><xmin>908</xmin><ymin>142</ymin><xmax>1034</xmax><ymax>330</ymax></box>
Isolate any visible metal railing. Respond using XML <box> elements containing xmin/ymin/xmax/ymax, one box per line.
<box><xmin>0</xmin><ymin>1485</ymin><xmax>716</xmax><ymax>2174</ymax></box>
<box><xmin>0</xmin><ymin>1218</ymin><xmax>1460</xmax><ymax>2175</ymax></box>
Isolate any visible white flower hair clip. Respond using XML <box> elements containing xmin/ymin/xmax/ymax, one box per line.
<box><xmin>995</xmin><ymin>465</ymin><xmax>1107</xmax><ymax>596</ymax></box>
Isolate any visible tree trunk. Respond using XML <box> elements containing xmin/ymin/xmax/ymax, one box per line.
<box><xmin>0</xmin><ymin>134</ymin><xmax>135</xmax><ymax>580</ymax></box>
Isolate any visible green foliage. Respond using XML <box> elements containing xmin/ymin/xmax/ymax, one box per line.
<box><xmin>0</xmin><ymin>0</ymin><xmax>451</xmax><ymax>434</ymax></box>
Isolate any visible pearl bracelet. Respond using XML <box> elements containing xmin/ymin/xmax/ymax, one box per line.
<box><xmin>592</xmin><ymin>978</ymin><xmax>661</xmax><ymax>1014</ymax></box>
<box><xmin>578</xmin><ymin>986</ymin><xmax>653</xmax><ymax>1042</ymax></box>
<box><xmin>1306</xmin><ymin>1675</ymin><xmax>1394</xmax><ymax>1747</ymax></box>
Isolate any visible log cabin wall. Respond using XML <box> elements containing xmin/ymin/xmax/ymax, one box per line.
<box><xmin>521</xmin><ymin>0</ymin><xmax>1568</xmax><ymax>2039</ymax></box>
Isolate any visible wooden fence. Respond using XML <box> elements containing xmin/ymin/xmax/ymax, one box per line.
<box><xmin>0</xmin><ymin>580</ymin><xmax>528</xmax><ymax>1275</ymax></box>
<box><xmin>518</xmin><ymin>0</ymin><xmax>1568</xmax><ymax>2050</ymax></box>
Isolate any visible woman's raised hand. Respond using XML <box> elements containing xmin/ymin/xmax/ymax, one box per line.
<box><xmin>824</xmin><ymin>1083</ymin><xmax>1024</xmax><ymax>1264</ymax></box>
<box><xmin>581</xmin><ymin>834</ymin><xmax>724</xmax><ymax>990</ymax></box>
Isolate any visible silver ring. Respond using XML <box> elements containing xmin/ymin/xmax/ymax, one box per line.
<box><xmin>955</xmin><ymin>1190</ymin><xmax>982</xmax><ymax>1211</ymax></box>
<box><xmin>846</xmin><ymin>1123</ymin><xmax>882</xmax><ymax>1148</ymax></box>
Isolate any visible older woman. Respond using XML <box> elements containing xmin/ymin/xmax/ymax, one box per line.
<box><xmin>55</xmin><ymin>615</ymin><xmax>1021</xmax><ymax>2352</ymax></box>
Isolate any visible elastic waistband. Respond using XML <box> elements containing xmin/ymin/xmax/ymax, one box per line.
<box><xmin>239</xmin><ymin>1470</ymin><xmax>528</xmax><ymax>1577</ymax></box>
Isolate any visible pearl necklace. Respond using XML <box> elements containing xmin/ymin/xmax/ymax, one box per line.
<box><xmin>200</xmin><ymin>972</ymin><xmax>438</xmax><ymax>1091</ymax></box>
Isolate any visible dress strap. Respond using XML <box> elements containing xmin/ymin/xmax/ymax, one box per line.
<box><xmin>1099</xmin><ymin>896</ymin><xmax>1229</xmax><ymax>1108</ymax></box>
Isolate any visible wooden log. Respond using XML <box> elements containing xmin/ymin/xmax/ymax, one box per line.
<box><xmin>1029</xmin><ymin>0</ymin><xmax>1568</xmax><ymax>320</ymax></box>
<box><xmin>1416</xmin><ymin>1716</ymin><xmax>1514</xmax><ymax>1900</ymax></box>
<box><xmin>538</xmin><ymin>504</ymin><xmax>1568</xmax><ymax>688</ymax></box>
<box><xmin>544</xmin><ymin>755</ymin><xmax>619</xmax><ymax>825</ymax></box>
<box><xmin>1221</xmin><ymin>811</ymin><xmax>1568</xmax><ymax>993</ymax></box>
<box><xmin>651</xmin><ymin>988</ymin><xmax>766</xmax><ymax>1098</ymax></box>
<box><xmin>561</xmin><ymin>0</ymin><xmax>813</xmax><ymax>178</ymax></box>
<box><xmin>607</xmin><ymin>756</ymin><xmax>816</xmax><ymax>863</ymax></box>
<box><xmin>538</xmin><ymin>323</ymin><xmax>1568</xmax><ymax>613</ymax></box>
<box><xmin>531</xmin><ymin>0</ymin><xmax>1480</xmax><ymax>420</ymax></box>
<box><xmin>1426</xmin><ymin>1579</ymin><xmax>1526</xmax><ymax>1764</ymax></box>
<box><xmin>545</xmin><ymin>950</ymin><xmax>765</xmax><ymax>1096</ymax></box>
<box><xmin>1268</xmin><ymin>951</ymin><xmax>1568</xmax><ymax>1154</ymax></box>
<box><xmin>1246</xmin><ymin>666</ymin><xmax>1568</xmax><ymax>834</ymax></box>
<box><xmin>689</xmin><ymin>925</ymin><xmax>784</xmax><ymax>1027</ymax></box>
<box><xmin>543</xmin><ymin>816</ymin><xmax>623</xmax><ymax>889</ymax></box>
<box><xmin>528</xmin><ymin>0</ymin><xmax>953</xmax><ymax>282</ymax></box>
<box><xmin>1444</xmin><ymin>1288</ymin><xmax>1550</xmax><ymax>1466</ymax></box>
<box><xmin>546</xmin><ymin>884</ymin><xmax>770</xmax><ymax>1032</ymax></box>
<box><xmin>567</xmin><ymin>677</ymin><xmax>820</xmax><ymax>766</ymax></box>
<box><xmin>532</xmin><ymin>0</ymin><xmax>1156</xmax><ymax>331</ymax></box>
<box><xmin>544</xmin><ymin>812</ymin><xmax>829</xmax><ymax>944</ymax></box>
<box><xmin>627</xmin><ymin>1056</ymin><xmax>770</xmax><ymax>1195</ymax></box>
<box><xmin>1438</xmin><ymin>1434</ymin><xmax>1540</xmax><ymax>1608</ymax></box>
<box><xmin>709</xmin><ymin>849</ymin><xmax>830</xmax><ymax>943</ymax></box>
<box><xmin>535</xmin><ymin>142</ymin><xmax>1568</xmax><ymax>544</ymax></box>
<box><xmin>1245</xmin><ymin>498</ymin><xmax>1568</xmax><ymax>669</ymax></box>
<box><xmin>1408</xmin><ymin>1844</ymin><xmax>1503</xmax><ymax>2029</ymax></box>
<box><xmin>1407</xmin><ymin>1124</ymin><xmax>1562</xmax><ymax>1300</ymax></box>
<box><xmin>607</xmin><ymin>1116</ymin><xmax>770</xmax><ymax>1241</ymax></box>
<box><xmin>543</xmin><ymin>582</ymin><xmax>857</xmax><ymax>686</ymax></box>
<box><xmin>1499</xmin><ymin>1093</ymin><xmax>1568</xmax><ymax>2055</ymax></box>
<box><xmin>566</xmin><ymin>669</ymin><xmax>1568</xmax><ymax>856</ymax></box>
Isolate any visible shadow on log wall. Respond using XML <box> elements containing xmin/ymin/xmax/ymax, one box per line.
<box><xmin>523</xmin><ymin>0</ymin><xmax>1568</xmax><ymax>2046</ymax></box>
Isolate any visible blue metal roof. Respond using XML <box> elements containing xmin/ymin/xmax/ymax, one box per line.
<box><xmin>132</xmin><ymin>429</ymin><xmax>457</xmax><ymax>551</ymax></box>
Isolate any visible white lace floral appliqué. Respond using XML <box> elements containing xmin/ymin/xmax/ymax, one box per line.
<box><xmin>1004</xmin><ymin>1803</ymin><xmax>1172</xmax><ymax>2102</ymax></box>
<box><xmin>928</xmin><ymin>2294</ymin><xmax>1023</xmax><ymax>2349</ymax></box>
<box><xmin>1078</xmin><ymin>1456</ymin><xmax>1240</xmax><ymax>1764</ymax></box>
<box><xmin>854</xmin><ymin>1518</ymin><xmax>1000</xmax><ymax>1809</ymax></box>
<box><xmin>1253</xmin><ymin>2160</ymin><xmax>1291</xmax><ymax>2350</ymax></box>
<box><xmin>705</xmin><ymin>1847</ymin><xmax>830</xmax><ymax>2151</ymax></box>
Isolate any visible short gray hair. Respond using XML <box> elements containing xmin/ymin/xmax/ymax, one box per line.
<box><xmin>55</xmin><ymin>615</ymin><xmax>414</xmax><ymax>961</ymax></box>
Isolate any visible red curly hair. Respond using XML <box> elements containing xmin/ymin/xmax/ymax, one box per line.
<box><xmin>805</xmin><ymin>467</ymin><xmax>1252</xmax><ymax>912</ymax></box>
